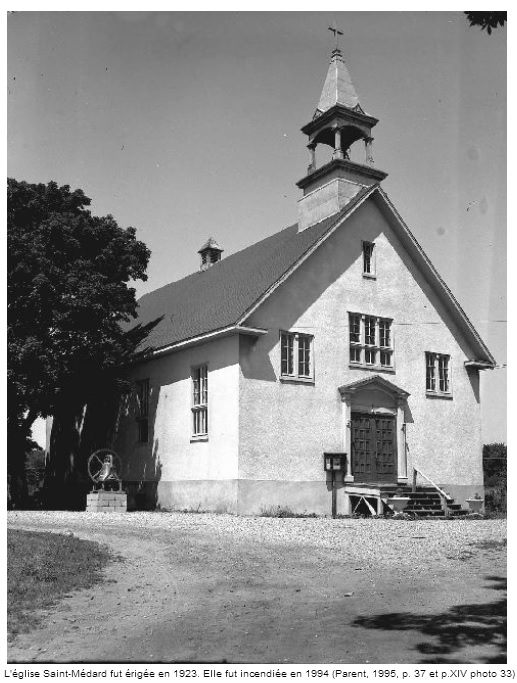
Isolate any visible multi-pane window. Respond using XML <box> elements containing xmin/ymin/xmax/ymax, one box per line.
<box><xmin>280</xmin><ymin>331</ymin><xmax>314</xmax><ymax>380</ymax></box>
<box><xmin>379</xmin><ymin>320</ymin><xmax>391</xmax><ymax>347</ymax></box>
<box><xmin>349</xmin><ymin>314</ymin><xmax>361</xmax><ymax>341</ymax></box>
<box><xmin>349</xmin><ymin>313</ymin><xmax>393</xmax><ymax>369</ymax></box>
<box><xmin>426</xmin><ymin>353</ymin><xmax>451</xmax><ymax>395</ymax></box>
<box><xmin>350</xmin><ymin>345</ymin><xmax>361</xmax><ymax>363</ymax></box>
<box><xmin>136</xmin><ymin>379</ymin><xmax>149</xmax><ymax>443</ymax></box>
<box><xmin>364</xmin><ymin>349</ymin><xmax>376</xmax><ymax>365</ymax></box>
<box><xmin>378</xmin><ymin>320</ymin><xmax>392</xmax><ymax>367</ymax></box>
<box><xmin>298</xmin><ymin>334</ymin><xmax>311</xmax><ymax>377</ymax></box>
<box><xmin>192</xmin><ymin>365</ymin><xmax>208</xmax><ymax>436</ymax></box>
<box><xmin>365</xmin><ymin>317</ymin><xmax>376</xmax><ymax>345</ymax></box>
<box><xmin>362</xmin><ymin>241</ymin><xmax>375</xmax><ymax>276</ymax></box>
<box><xmin>438</xmin><ymin>356</ymin><xmax>449</xmax><ymax>392</ymax></box>
<box><xmin>281</xmin><ymin>333</ymin><xmax>294</xmax><ymax>376</ymax></box>
<box><xmin>426</xmin><ymin>353</ymin><xmax>436</xmax><ymax>391</ymax></box>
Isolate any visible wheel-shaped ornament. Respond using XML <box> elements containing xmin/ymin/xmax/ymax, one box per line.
<box><xmin>88</xmin><ymin>448</ymin><xmax>122</xmax><ymax>484</ymax></box>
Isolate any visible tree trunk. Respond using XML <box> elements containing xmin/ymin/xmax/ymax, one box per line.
<box><xmin>43</xmin><ymin>400</ymin><xmax>88</xmax><ymax>510</ymax></box>
<box><xmin>43</xmin><ymin>383</ymin><xmax>124</xmax><ymax>510</ymax></box>
<box><xmin>7</xmin><ymin>409</ymin><xmax>37</xmax><ymax>509</ymax></box>
<box><xmin>7</xmin><ymin>437</ymin><xmax>28</xmax><ymax>509</ymax></box>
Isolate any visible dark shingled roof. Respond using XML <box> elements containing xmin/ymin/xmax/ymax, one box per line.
<box><xmin>133</xmin><ymin>187</ymin><xmax>372</xmax><ymax>352</ymax></box>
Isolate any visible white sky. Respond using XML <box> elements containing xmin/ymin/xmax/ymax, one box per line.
<box><xmin>7</xmin><ymin>11</ymin><xmax>506</xmax><ymax>446</ymax></box>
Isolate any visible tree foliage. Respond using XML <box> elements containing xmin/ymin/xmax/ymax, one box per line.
<box><xmin>7</xmin><ymin>178</ymin><xmax>152</xmax><ymax>505</ymax></box>
<box><xmin>482</xmin><ymin>443</ymin><xmax>507</xmax><ymax>482</ymax></box>
<box><xmin>464</xmin><ymin>12</ymin><xmax>506</xmax><ymax>34</ymax></box>
<box><xmin>482</xmin><ymin>442</ymin><xmax>507</xmax><ymax>460</ymax></box>
<box><xmin>482</xmin><ymin>443</ymin><xmax>506</xmax><ymax>514</ymax></box>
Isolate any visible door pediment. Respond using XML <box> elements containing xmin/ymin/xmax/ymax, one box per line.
<box><xmin>338</xmin><ymin>375</ymin><xmax>410</xmax><ymax>402</ymax></box>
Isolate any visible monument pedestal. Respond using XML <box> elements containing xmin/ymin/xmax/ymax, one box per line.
<box><xmin>86</xmin><ymin>490</ymin><xmax>127</xmax><ymax>512</ymax></box>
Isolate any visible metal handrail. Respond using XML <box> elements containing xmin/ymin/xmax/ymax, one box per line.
<box><xmin>412</xmin><ymin>466</ymin><xmax>452</xmax><ymax>502</ymax></box>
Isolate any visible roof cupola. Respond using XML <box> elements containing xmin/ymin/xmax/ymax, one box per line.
<box><xmin>297</xmin><ymin>31</ymin><xmax>387</xmax><ymax>230</ymax></box>
<box><xmin>198</xmin><ymin>237</ymin><xmax>223</xmax><ymax>271</ymax></box>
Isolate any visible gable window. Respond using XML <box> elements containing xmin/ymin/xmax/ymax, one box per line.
<box><xmin>362</xmin><ymin>241</ymin><xmax>375</xmax><ymax>277</ymax></box>
<box><xmin>280</xmin><ymin>331</ymin><xmax>314</xmax><ymax>381</ymax></box>
<box><xmin>349</xmin><ymin>313</ymin><xmax>393</xmax><ymax>370</ymax></box>
<box><xmin>192</xmin><ymin>365</ymin><xmax>208</xmax><ymax>437</ymax></box>
<box><xmin>426</xmin><ymin>353</ymin><xmax>451</xmax><ymax>396</ymax></box>
<box><xmin>136</xmin><ymin>379</ymin><xmax>150</xmax><ymax>443</ymax></box>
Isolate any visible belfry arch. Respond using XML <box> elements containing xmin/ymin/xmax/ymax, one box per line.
<box><xmin>297</xmin><ymin>45</ymin><xmax>387</xmax><ymax>230</ymax></box>
<box><xmin>308</xmin><ymin>123</ymin><xmax>374</xmax><ymax>171</ymax></box>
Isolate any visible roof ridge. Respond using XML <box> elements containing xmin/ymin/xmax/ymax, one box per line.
<box><xmin>236</xmin><ymin>184</ymin><xmax>376</xmax><ymax>326</ymax></box>
<box><xmin>372</xmin><ymin>186</ymin><xmax>495</xmax><ymax>366</ymax></box>
<box><xmin>138</xmin><ymin>221</ymin><xmax>299</xmax><ymax>303</ymax></box>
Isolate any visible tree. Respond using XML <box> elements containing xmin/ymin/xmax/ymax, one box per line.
<box><xmin>482</xmin><ymin>443</ymin><xmax>506</xmax><ymax>514</ymax></box>
<box><xmin>8</xmin><ymin>179</ymin><xmax>153</xmax><ymax>507</ymax></box>
<box><xmin>482</xmin><ymin>443</ymin><xmax>506</xmax><ymax>483</ymax></box>
<box><xmin>464</xmin><ymin>12</ymin><xmax>506</xmax><ymax>35</ymax></box>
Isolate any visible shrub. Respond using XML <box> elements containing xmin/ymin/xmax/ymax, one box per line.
<box><xmin>259</xmin><ymin>505</ymin><xmax>318</xmax><ymax>518</ymax></box>
<box><xmin>485</xmin><ymin>484</ymin><xmax>507</xmax><ymax>514</ymax></box>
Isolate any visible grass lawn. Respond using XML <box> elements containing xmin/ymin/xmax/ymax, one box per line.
<box><xmin>7</xmin><ymin>529</ymin><xmax>113</xmax><ymax>638</ymax></box>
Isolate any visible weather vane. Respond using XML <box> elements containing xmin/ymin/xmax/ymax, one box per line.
<box><xmin>328</xmin><ymin>22</ymin><xmax>343</xmax><ymax>50</ymax></box>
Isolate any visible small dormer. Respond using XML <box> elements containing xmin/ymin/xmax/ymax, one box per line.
<box><xmin>198</xmin><ymin>237</ymin><xmax>223</xmax><ymax>271</ymax></box>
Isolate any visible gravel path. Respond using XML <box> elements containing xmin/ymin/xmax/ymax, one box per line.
<box><xmin>7</xmin><ymin>510</ymin><xmax>507</xmax><ymax>568</ymax></box>
<box><xmin>7</xmin><ymin>512</ymin><xmax>507</xmax><ymax>664</ymax></box>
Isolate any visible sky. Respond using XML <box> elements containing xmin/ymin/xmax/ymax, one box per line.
<box><xmin>7</xmin><ymin>11</ymin><xmax>506</xmax><ymax>446</ymax></box>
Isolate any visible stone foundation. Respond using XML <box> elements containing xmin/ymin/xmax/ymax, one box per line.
<box><xmin>86</xmin><ymin>490</ymin><xmax>127</xmax><ymax>512</ymax></box>
<box><xmin>131</xmin><ymin>479</ymin><xmax>485</xmax><ymax>516</ymax></box>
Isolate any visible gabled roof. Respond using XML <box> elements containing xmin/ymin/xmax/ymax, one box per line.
<box><xmin>338</xmin><ymin>375</ymin><xmax>410</xmax><ymax>399</ymax></box>
<box><xmin>131</xmin><ymin>184</ymin><xmax>495</xmax><ymax>367</ymax></box>
<box><xmin>132</xmin><ymin>186</ymin><xmax>372</xmax><ymax>354</ymax></box>
<box><xmin>370</xmin><ymin>187</ymin><xmax>496</xmax><ymax>368</ymax></box>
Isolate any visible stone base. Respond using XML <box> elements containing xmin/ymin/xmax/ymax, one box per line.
<box><xmin>86</xmin><ymin>490</ymin><xmax>127</xmax><ymax>512</ymax></box>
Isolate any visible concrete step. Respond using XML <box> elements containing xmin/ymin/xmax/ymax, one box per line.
<box><xmin>380</xmin><ymin>485</ymin><xmax>469</xmax><ymax>517</ymax></box>
<box><xmin>408</xmin><ymin>494</ymin><xmax>442</xmax><ymax>501</ymax></box>
<box><xmin>408</xmin><ymin>509</ymin><xmax>445</xmax><ymax>517</ymax></box>
<box><xmin>407</xmin><ymin>501</ymin><xmax>442</xmax><ymax>508</ymax></box>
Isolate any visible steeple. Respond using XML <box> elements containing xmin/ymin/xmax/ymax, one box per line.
<box><xmin>315</xmin><ymin>47</ymin><xmax>361</xmax><ymax>116</ymax></box>
<box><xmin>297</xmin><ymin>43</ymin><xmax>387</xmax><ymax>231</ymax></box>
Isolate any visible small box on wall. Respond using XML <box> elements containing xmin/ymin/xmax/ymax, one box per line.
<box><xmin>323</xmin><ymin>452</ymin><xmax>346</xmax><ymax>472</ymax></box>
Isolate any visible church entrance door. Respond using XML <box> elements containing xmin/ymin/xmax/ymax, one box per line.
<box><xmin>351</xmin><ymin>413</ymin><xmax>397</xmax><ymax>483</ymax></box>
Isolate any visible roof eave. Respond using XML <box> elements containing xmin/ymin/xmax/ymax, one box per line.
<box><xmin>302</xmin><ymin>104</ymin><xmax>378</xmax><ymax>136</ymax></box>
<box><xmin>144</xmin><ymin>324</ymin><xmax>268</xmax><ymax>359</ymax></box>
<box><xmin>372</xmin><ymin>188</ymin><xmax>496</xmax><ymax>367</ymax></box>
<box><xmin>464</xmin><ymin>360</ymin><xmax>496</xmax><ymax>370</ymax></box>
<box><xmin>296</xmin><ymin>158</ymin><xmax>387</xmax><ymax>190</ymax></box>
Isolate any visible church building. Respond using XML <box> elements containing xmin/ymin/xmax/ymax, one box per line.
<box><xmin>113</xmin><ymin>45</ymin><xmax>495</xmax><ymax>515</ymax></box>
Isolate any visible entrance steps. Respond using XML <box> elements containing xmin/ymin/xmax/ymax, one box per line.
<box><xmin>382</xmin><ymin>485</ymin><xmax>469</xmax><ymax>518</ymax></box>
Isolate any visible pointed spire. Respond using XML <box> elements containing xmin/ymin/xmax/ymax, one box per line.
<box><xmin>316</xmin><ymin>48</ymin><xmax>361</xmax><ymax>115</ymax></box>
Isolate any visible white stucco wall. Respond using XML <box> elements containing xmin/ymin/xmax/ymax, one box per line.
<box><xmin>239</xmin><ymin>198</ymin><xmax>484</xmax><ymax>512</ymax></box>
<box><xmin>114</xmin><ymin>334</ymin><xmax>240</xmax><ymax>512</ymax></box>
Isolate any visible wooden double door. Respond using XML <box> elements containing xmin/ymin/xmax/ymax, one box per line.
<box><xmin>351</xmin><ymin>412</ymin><xmax>397</xmax><ymax>483</ymax></box>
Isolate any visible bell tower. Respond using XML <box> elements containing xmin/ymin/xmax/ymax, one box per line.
<box><xmin>297</xmin><ymin>39</ymin><xmax>387</xmax><ymax>230</ymax></box>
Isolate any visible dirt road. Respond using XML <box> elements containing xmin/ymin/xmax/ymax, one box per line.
<box><xmin>7</xmin><ymin>512</ymin><xmax>506</xmax><ymax>664</ymax></box>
